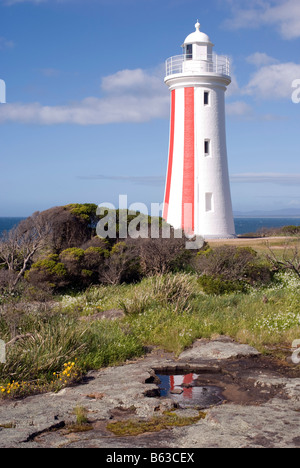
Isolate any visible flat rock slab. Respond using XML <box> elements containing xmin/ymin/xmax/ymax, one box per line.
<box><xmin>0</xmin><ymin>353</ymin><xmax>175</xmax><ymax>448</ymax></box>
<box><xmin>169</xmin><ymin>398</ymin><xmax>300</xmax><ymax>449</ymax></box>
<box><xmin>179</xmin><ymin>336</ymin><xmax>260</xmax><ymax>362</ymax></box>
<box><xmin>0</xmin><ymin>340</ymin><xmax>299</xmax><ymax>448</ymax></box>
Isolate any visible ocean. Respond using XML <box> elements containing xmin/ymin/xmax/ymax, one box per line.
<box><xmin>0</xmin><ymin>216</ymin><xmax>299</xmax><ymax>238</ymax></box>
<box><xmin>234</xmin><ymin>218</ymin><xmax>300</xmax><ymax>235</ymax></box>
<box><xmin>0</xmin><ymin>217</ymin><xmax>26</xmax><ymax>236</ymax></box>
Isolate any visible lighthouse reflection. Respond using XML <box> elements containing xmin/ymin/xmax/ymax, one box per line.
<box><xmin>157</xmin><ymin>373</ymin><xmax>224</xmax><ymax>409</ymax></box>
<box><xmin>158</xmin><ymin>373</ymin><xmax>198</xmax><ymax>398</ymax></box>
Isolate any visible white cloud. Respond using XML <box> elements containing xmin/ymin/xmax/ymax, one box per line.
<box><xmin>226</xmin><ymin>70</ymin><xmax>240</xmax><ymax>98</ymax></box>
<box><xmin>102</xmin><ymin>66</ymin><xmax>164</xmax><ymax>95</ymax></box>
<box><xmin>287</xmin><ymin>199</ymin><xmax>300</xmax><ymax>207</ymax></box>
<box><xmin>231</xmin><ymin>173</ymin><xmax>300</xmax><ymax>185</ymax></box>
<box><xmin>226</xmin><ymin>100</ymin><xmax>253</xmax><ymax>117</ymax></box>
<box><xmin>3</xmin><ymin>0</ymin><xmax>49</xmax><ymax>5</ymax></box>
<box><xmin>246</xmin><ymin>52</ymin><xmax>279</xmax><ymax>67</ymax></box>
<box><xmin>244</xmin><ymin>61</ymin><xmax>300</xmax><ymax>99</ymax></box>
<box><xmin>225</xmin><ymin>99</ymin><xmax>282</xmax><ymax>120</ymax></box>
<box><xmin>224</xmin><ymin>0</ymin><xmax>300</xmax><ymax>40</ymax></box>
<box><xmin>0</xmin><ymin>66</ymin><xmax>169</xmax><ymax>125</ymax></box>
<box><xmin>0</xmin><ymin>95</ymin><xmax>169</xmax><ymax>125</ymax></box>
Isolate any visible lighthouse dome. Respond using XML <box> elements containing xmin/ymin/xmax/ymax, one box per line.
<box><xmin>183</xmin><ymin>21</ymin><xmax>213</xmax><ymax>45</ymax></box>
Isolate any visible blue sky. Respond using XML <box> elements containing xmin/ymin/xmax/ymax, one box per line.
<box><xmin>0</xmin><ymin>0</ymin><xmax>300</xmax><ymax>216</ymax></box>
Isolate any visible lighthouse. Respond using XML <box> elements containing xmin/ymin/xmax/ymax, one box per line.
<box><xmin>163</xmin><ymin>22</ymin><xmax>236</xmax><ymax>239</ymax></box>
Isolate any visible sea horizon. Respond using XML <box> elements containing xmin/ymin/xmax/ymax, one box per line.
<box><xmin>1</xmin><ymin>216</ymin><xmax>300</xmax><ymax>237</ymax></box>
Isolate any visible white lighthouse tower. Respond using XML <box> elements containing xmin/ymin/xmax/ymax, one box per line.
<box><xmin>163</xmin><ymin>22</ymin><xmax>236</xmax><ymax>239</ymax></box>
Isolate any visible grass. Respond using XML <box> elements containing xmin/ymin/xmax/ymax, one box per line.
<box><xmin>106</xmin><ymin>411</ymin><xmax>206</xmax><ymax>437</ymax></box>
<box><xmin>64</xmin><ymin>406</ymin><xmax>94</xmax><ymax>434</ymax></box>
<box><xmin>126</xmin><ymin>280</ymin><xmax>300</xmax><ymax>355</ymax></box>
<box><xmin>0</xmin><ymin>422</ymin><xmax>16</xmax><ymax>429</ymax></box>
<box><xmin>209</xmin><ymin>237</ymin><xmax>300</xmax><ymax>254</ymax></box>
<box><xmin>0</xmin><ymin>266</ymin><xmax>300</xmax><ymax>398</ymax></box>
<box><xmin>0</xmin><ymin>312</ymin><xmax>144</xmax><ymax>396</ymax></box>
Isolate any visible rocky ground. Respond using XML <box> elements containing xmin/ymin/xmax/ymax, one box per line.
<box><xmin>0</xmin><ymin>336</ymin><xmax>299</xmax><ymax>448</ymax></box>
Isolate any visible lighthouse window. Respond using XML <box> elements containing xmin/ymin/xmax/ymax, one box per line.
<box><xmin>204</xmin><ymin>139</ymin><xmax>210</xmax><ymax>156</ymax></box>
<box><xmin>185</xmin><ymin>44</ymin><xmax>193</xmax><ymax>60</ymax></box>
<box><xmin>204</xmin><ymin>91</ymin><xmax>210</xmax><ymax>106</ymax></box>
<box><xmin>205</xmin><ymin>193</ymin><xmax>213</xmax><ymax>212</ymax></box>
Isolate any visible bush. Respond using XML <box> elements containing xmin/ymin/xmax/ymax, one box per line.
<box><xmin>280</xmin><ymin>225</ymin><xmax>300</xmax><ymax>236</ymax></box>
<box><xmin>25</xmin><ymin>245</ymin><xmax>109</xmax><ymax>292</ymax></box>
<box><xmin>131</xmin><ymin>233</ymin><xmax>198</xmax><ymax>276</ymax></box>
<box><xmin>25</xmin><ymin>255</ymin><xmax>68</xmax><ymax>290</ymax></box>
<box><xmin>118</xmin><ymin>273</ymin><xmax>196</xmax><ymax>315</ymax></box>
<box><xmin>66</xmin><ymin>203</ymin><xmax>98</xmax><ymax>226</ymax></box>
<box><xmin>196</xmin><ymin>246</ymin><xmax>272</xmax><ymax>287</ymax></box>
<box><xmin>151</xmin><ymin>273</ymin><xmax>196</xmax><ymax>312</ymax></box>
<box><xmin>198</xmin><ymin>274</ymin><xmax>245</xmax><ymax>295</ymax></box>
<box><xmin>99</xmin><ymin>241</ymin><xmax>141</xmax><ymax>285</ymax></box>
<box><xmin>59</xmin><ymin>248</ymin><xmax>85</xmax><ymax>278</ymax></box>
<box><xmin>16</xmin><ymin>204</ymin><xmax>101</xmax><ymax>255</ymax></box>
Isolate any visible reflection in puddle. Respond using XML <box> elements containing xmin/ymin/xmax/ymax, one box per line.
<box><xmin>157</xmin><ymin>373</ymin><xmax>224</xmax><ymax>409</ymax></box>
<box><xmin>158</xmin><ymin>373</ymin><xmax>198</xmax><ymax>398</ymax></box>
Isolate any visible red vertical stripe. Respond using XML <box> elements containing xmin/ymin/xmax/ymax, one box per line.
<box><xmin>183</xmin><ymin>373</ymin><xmax>194</xmax><ymax>399</ymax></box>
<box><xmin>182</xmin><ymin>87</ymin><xmax>195</xmax><ymax>234</ymax></box>
<box><xmin>170</xmin><ymin>375</ymin><xmax>175</xmax><ymax>392</ymax></box>
<box><xmin>163</xmin><ymin>89</ymin><xmax>176</xmax><ymax>221</ymax></box>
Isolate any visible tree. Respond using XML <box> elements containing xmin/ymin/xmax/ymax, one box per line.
<box><xmin>266</xmin><ymin>240</ymin><xmax>300</xmax><ymax>279</ymax></box>
<box><xmin>39</xmin><ymin>204</ymin><xmax>99</xmax><ymax>253</ymax></box>
<box><xmin>0</xmin><ymin>204</ymin><xmax>101</xmax><ymax>293</ymax></box>
<box><xmin>0</xmin><ymin>212</ymin><xmax>51</xmax><ymax>291</ymax></box>
<box><xmin>99</xmin><ymin>242</ymin><xmax>141</xmax><ymax>285</ymax></box>
<box><xmin>138</xmin><ymin>231</ymin><xmax>197</xmax><ymax>276</ymax></box>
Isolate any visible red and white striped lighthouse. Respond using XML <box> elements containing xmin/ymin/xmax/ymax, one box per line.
<box><xmin>163</xmin><ymin>22</ymin><xmax>236</xmax><ymax>239</ymax></box>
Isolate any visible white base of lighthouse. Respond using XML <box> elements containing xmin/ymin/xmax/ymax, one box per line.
<box><xmin>163</xmin><ymin>83</ymin><xmax>236</xmax><ymax>239</ymax></box>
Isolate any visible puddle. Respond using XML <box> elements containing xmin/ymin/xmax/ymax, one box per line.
<box><xmin>156</xmin><ymin>372</ymin><xmax>225</xmax><ymax>409</ymax></box>
<box><xmin>146</xmin><ymin>357</ymin><xmax>293</xmax><ymax>409</ymax></box>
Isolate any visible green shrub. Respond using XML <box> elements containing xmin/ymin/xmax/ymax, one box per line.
<box><xmin>198</xmin><ymin>274</ymin><xmax>245</xmax><ymax>295</ymax></box>
<box><xmin>25</xmin><ymin>255</ymin><xmax>68</xmax><ymax>290</ymax></box>
<box><xmin>66</xmin><ymin>203</ymin><xmax>98</xmax><ymax>224</ymax></box>
<box><xmin>280</xmin><ymin>225</ymin><xmax>300</xmax><ymax>236</ymax></box>
<box><xmin>60</xmin><ymin>248</ymin><xmax>85</xmax><ymax>261</ymax></box>
<box><xmin>81</xmin><ymin>269</ymin><xmax>93</xmax><ymax>278</ymax></box>
<box><xmin>59</xmin><ymin>248</ymin><xmax>85</xmax><ymax>280</ymax></box>
<box><xmin>151</xmin><ymin>273</ymin><xmax>196</xmax><ymax>312</ymax></box>
<box><xmin>196</xmin><ymin>245</ymin><xmax>273</xmax><ymax>286</ymax></box>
